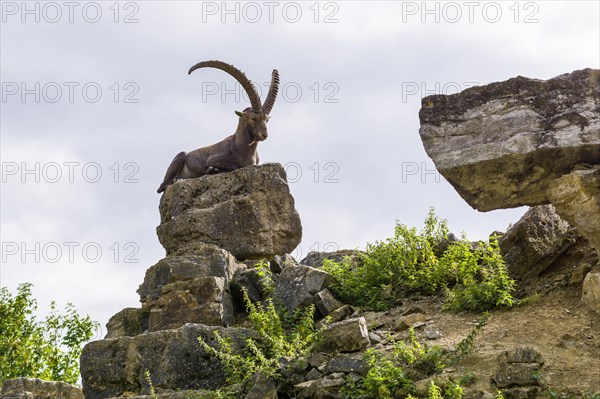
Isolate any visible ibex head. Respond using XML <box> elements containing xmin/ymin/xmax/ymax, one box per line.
<box><xmin>188</xmin><ymin>61</ymin><xmax>279</xmax><ymax>145</ymax></box>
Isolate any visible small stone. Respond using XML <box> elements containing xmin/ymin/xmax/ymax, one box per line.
<box><xmin>305</xmin><ymin>368</ymin><xmax>322</xmax><ymax>381</ymax></box>
<box><xmin>273</xmin><ymin>264</ymin><xmax>336</xmax><ymax>313</ymax></box>
<box><xmin>327</xmin><ymin>355</ymin><xmax>368</xmax><ymax>376</ymax></box>
<box><xmin>582</xmin><ymin>272</ymin><xmax>600</xmax><ymax>315</ymax></box>
<box><xmin>395</xmin><ymin>313</ymin><xmax>428</xmax><ymax>331</ymax></box>
<box><xmin>308</xmin><ymin>353</ymin><xmax>329</xmax><ymax>368</ymax></box>
<box><xmin>500</xmin><ymin>347</ymin><xmax>544</xmax><ymax>364</ymax></box>
<box><xmin>270</xmin><ymin>254</ymin><xmax>298</xmax><ymax>274</ymax></box>
<box><xmin>294</xmin><ymin>380</ymin><xmax>318</xmax><ymax>399</ymax></box>
<box><xmin>245</xmin><ymin>372</ymin><xmax>277</xmax><ymax>399</ymax></box>
<box><xmin>300</xmin><ymin>250</ymin><xmax>362</xmax><ymax>268</ymax></box>
<box><xmin>316</xmin><ymin>305</ymin><xmax>353</xmax><ymax>329</ymax></box>
<box><xmin>318</xmin><ymin>317</ymin><xmax>371</xmax><ymax>353</ymax></box>
<box><xmin>424</xmin><ymin>328</ymin><xmax>442</xmax><ymax>340</ymax></box>
<box><xmin>315</xmin><ymin>289</ymin><xmax>343</xmax><ymax>316</ymax></box>
<box><xmin>402</xmin><ymin>305</ymin><xmax>426</xmax><ymax>315</ymax></box>
<box><xmin>369</xmin><ymin>331</ymin><xmax>383</xmax><ymax>344</ymax></box>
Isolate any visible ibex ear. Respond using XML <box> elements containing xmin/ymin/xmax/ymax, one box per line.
<box><xmin>235</xmin><ymin>110</ymin><xmax>244</xmax><ymax>117</ymax></box>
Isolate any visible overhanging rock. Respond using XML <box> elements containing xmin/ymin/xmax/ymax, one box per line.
<box><xmin>418</xmin><ymin>69</ymin><xmax>600</xmax><ymax>255</ymax></box>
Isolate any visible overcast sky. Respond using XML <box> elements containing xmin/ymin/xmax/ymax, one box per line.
<box><xmin>1</xmin><ymin>1</ymin><xmax>599</xmax><ymax>337</ymax></box>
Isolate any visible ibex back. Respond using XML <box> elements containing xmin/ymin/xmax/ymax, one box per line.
<box><xmin>157</xmin><ymin>60</ymin><xmax>280</xmax><ymax>193</ymax></box>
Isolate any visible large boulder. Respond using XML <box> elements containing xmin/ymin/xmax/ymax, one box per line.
<box><xmin>81</xmin><ymin>323</ymin><xmax>255</xmax><ymax>399</ymax></box>
<box><xmin>419</xmin><ymin>68</ymin><xmax>599</xmax><ymax>211</ymax></box>
<box><xmin>105</xmin><ymin>243</ymin><xmax>244</xmax><ymax>338</ymax></box>
<box><xmin>157</xmin><ymin>163</ymin><xmax>302</xmax><ymax>260</ymax></box>
<box><xmin>498</xmin><ymin>205</ymin><xmax>576</xmax><ymax>279</ymax></box>
<box><xmin>494</xmin><ymin>347</ymin><xmax>544</xmax><ymax>397</ymax></box>
<box><xmin>548</xmin><ymin>168</ymin><xmax>600</xmax><ymax>254</ymax></box>
<box><xmin>419</xmin><ymin>68</ymin><xmax>600</xmax><ymax>256</ymax></box>
<box><xmin>273</xmin><ymin>264</ymin><xmax>336</xmax><ymax>314</ymax></box>
<box><xmin>0</xmin><ymin>378</ymin><xmax>83</xmax><ymax>399</ymax></box>
<box><xmin>317</xmin><ymin>317</ymin><xmax>371</xmax><ymax>353</ymax></box>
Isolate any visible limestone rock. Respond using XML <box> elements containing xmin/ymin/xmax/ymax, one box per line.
<box><xmin>548</xmin><ymin>167</ymin><xmax>600</xmax><ymax>254</ymax></box>
<box><xmin>105</xmin><ymin>308</ymin><xmax>149</xmax><ymax>339</ymax></box>
<box><xmin>273</xmin><ymin>264</ymin><xmax>336</xmax><ymax>313</ymax></box>
<box><xmin>0</xmin><ymin>378</ymin><xmax>83</xmax><ymax>399</ymax></box>
<box><xmin>498</xmin><ymin>205</ymin><xmax>576</xmax><ymax>279</ymax></box>
<box><xmin>270</xmin><ymin>253</ymin><xmax>298</xmax><ymax>274</ymax></box>
<box><xmin>230</xmin><ymin>268</ymin><xmax>264</xmax><ymax>307</ymax></box>
<box><xmin>157</xmin><ymin>163</ymin><xmax>302</xmax><ymax>260</ymax></box>
<box><xmin>419</xmin><ymin>68</ymin><xmax>600</xmax><ymax>212</ymax></box>
<box><xmin>138</xmin><ymin>243</ymin><xmax>242</xmax><ymax>303</ymax></box>
<box><xmin>294</xmin><ymin>378</ymin><xmax>345</xmax><ymax>399</ymax></box>
<box><xmin>245</xmin><ymin>372</ymin><xmax>277</xmax><ymax>399</ymax></box>
<box><xmin>110</xmin><ymin>243</ymin><xmax>245</xmax><ymax>333</ymax></box>
<box><xmin>582</xmin><ymin>272</ymin><xmax>600</xmax><ymax>315</ymax></box>
<box><xmin>300</xmin><ymin>250</ymin><xmax>361</xmax><ymax>268</ymax></box>
<box><xmin>395</xmin><ymin>313</ymin><xmax>428</xmax><ymax>331</ymax></box>
<box><xmin>81</xmin><ymin>323</ymin><xmax>256</xmax><ymax>399</ymax></box>
<box><xmin>326</xmin><ymin>355</ymin><xmax>368</xmax><ymax>375</ymax></box>
<box><xmin>494</xmin><ymin>347</ymin><xmax>544</xmax><ymax>389</ymax></box>
<box><xmin>318</xmin><ymin>317</ymin><xmax>370</xmax><ymax>353</ymax></box>
<box><xmin>314</xmin><ymin>289</ymin><xmax>343</xmax><ymax>317</ymax></box>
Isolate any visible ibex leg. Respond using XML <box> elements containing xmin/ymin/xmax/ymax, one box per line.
<box><xmin>205</xmin><ymin>153</ymin><xmax>239</xmax><ymax>173</ymax></box>
<box><xmin>157</xmin><ymin>151</ymin><xmax>186</xmax><ymax>193</ymax></box>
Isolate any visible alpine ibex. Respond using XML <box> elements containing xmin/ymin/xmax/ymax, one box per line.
<box><xmin>157</xmin><ymin>60</ymin><xmax>280</xmax><ymax>193</ymax></box>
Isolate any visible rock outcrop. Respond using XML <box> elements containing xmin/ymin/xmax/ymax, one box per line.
<box><xmin>498</xmin><ymin>205</ymin><xmax>598</xmax><ymax>283</ymax></box>
<box><xmin>273</xmin><ymin>264</ymin><xmax>336</xmax><ymax>314</ymax></box>
<box><xmin>81</xmin><ymin>324</ymin><xmax>255</xmax><ymax>399</ymax></box>
<box><xmin>0</xmin><ymin>378</ymin><xmax>83</xmax><ymax>399</ymax></box>
<box><xmin>105</xmin><ymin>243</ymin><xmax>244</xmax><ymax>339</ymax></box>
<box><xmin>81</xmin><ymin>163</ymin><xmax>305</xmax><ymax>398</ymax></box>
<box><xmin>548</xmin><ymin>168</ymin><xmax>600</xmax><ymax>254</ymax></box>
<box><xmin>498</xmin><ymin>205</ymin><xmax>575</xmax><ymax>279</ymax></box>
<box><xmin>419</xmin><ymin>69</ymin><xmax>600</xmax><ymax>256</ymax></box>
<box><xmin>157</xmin><ymin>163</ymin><xmax>302</xmax><ymax>260</ymax></box>
<box><xmin>494</xmin><ymin>347</ymin><xmax>545</xmax><ymax>397</ymax></box>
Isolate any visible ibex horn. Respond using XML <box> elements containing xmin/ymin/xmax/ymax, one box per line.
<box><xmin>188</xmin><ymin>60</ymin><xmax>262</xmax><ymax>113</ymax></box>
<box><xmin>262</xmin><ymin>69</ymin><xmax>279</xmax><ymax>115</ymax></box>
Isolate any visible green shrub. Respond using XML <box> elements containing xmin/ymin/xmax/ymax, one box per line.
<box><xmin>442</xmin><ymin>238</ymin><xmax>515</xmax><ymax>311</ymax></box>
<box><xmin>349</xmin><ymin>326</ymin><xmax>475</xmax><ymax>399</ymax></box>
<box><xmin>198</xmin><ymin>289</ymin><xmax>320</xmax><ymax>390</ymax></box>
<box><xmin>0</xmin><ymin>283</ymin><xmax>98</xmax><ymax>385</ymax></box>
<box><xmin>323</xmin><ymin>209</ymin><xmax>515</xmax><ymax>312</ymax></box>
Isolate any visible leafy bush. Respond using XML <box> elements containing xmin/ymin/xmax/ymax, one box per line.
<box><xmin>198</xmin><ymin>289</ymin><xmax>321</xmax><ymax>390</ymax></box>
<box><xmin>0</xmin><ymin>283</ymin><xmax>98</xmax><ymax>385</ymax></box>
<box><xmin>349</xmin><ymin>327</ymin><xmax>474</xmax><ymax>399</ymax></box>
<box><xmin>323</xmin><ymin>209</ymin><xmax>515</xmax><ymax>312</ymax></box>
<box><xmin>362</xmin><ymin>328</ymin><xmax>446</xmax><ymax>398</ymax></box>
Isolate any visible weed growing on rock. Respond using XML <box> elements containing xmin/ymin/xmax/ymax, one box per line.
<box><xmin>198</xmin><ymin>289</ymin><xmax>320</xmax><ymax>393</ymax></box>
<box><xmin>345</xmin><ymin>314</ymin><xmax>489</xmax><ymax>399</ymax></box>
<box><xmin>144</xmin><ymin>371</ymin><xmax>159</xmax><ymax>399</ymax></box>
<box><xmin>323</xmin><ymin>209</ymin><xmax>516</xmax><ymax>312</ymax></box>
<box><xmin>349</xmin><ymin>327</ymin><xmax>446</xmax><ymax>398</ymax></box>
<box><xmin>254</xmin><ymin>260</ymin><xmax>275</xmax><ymax>295</ymax></box>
